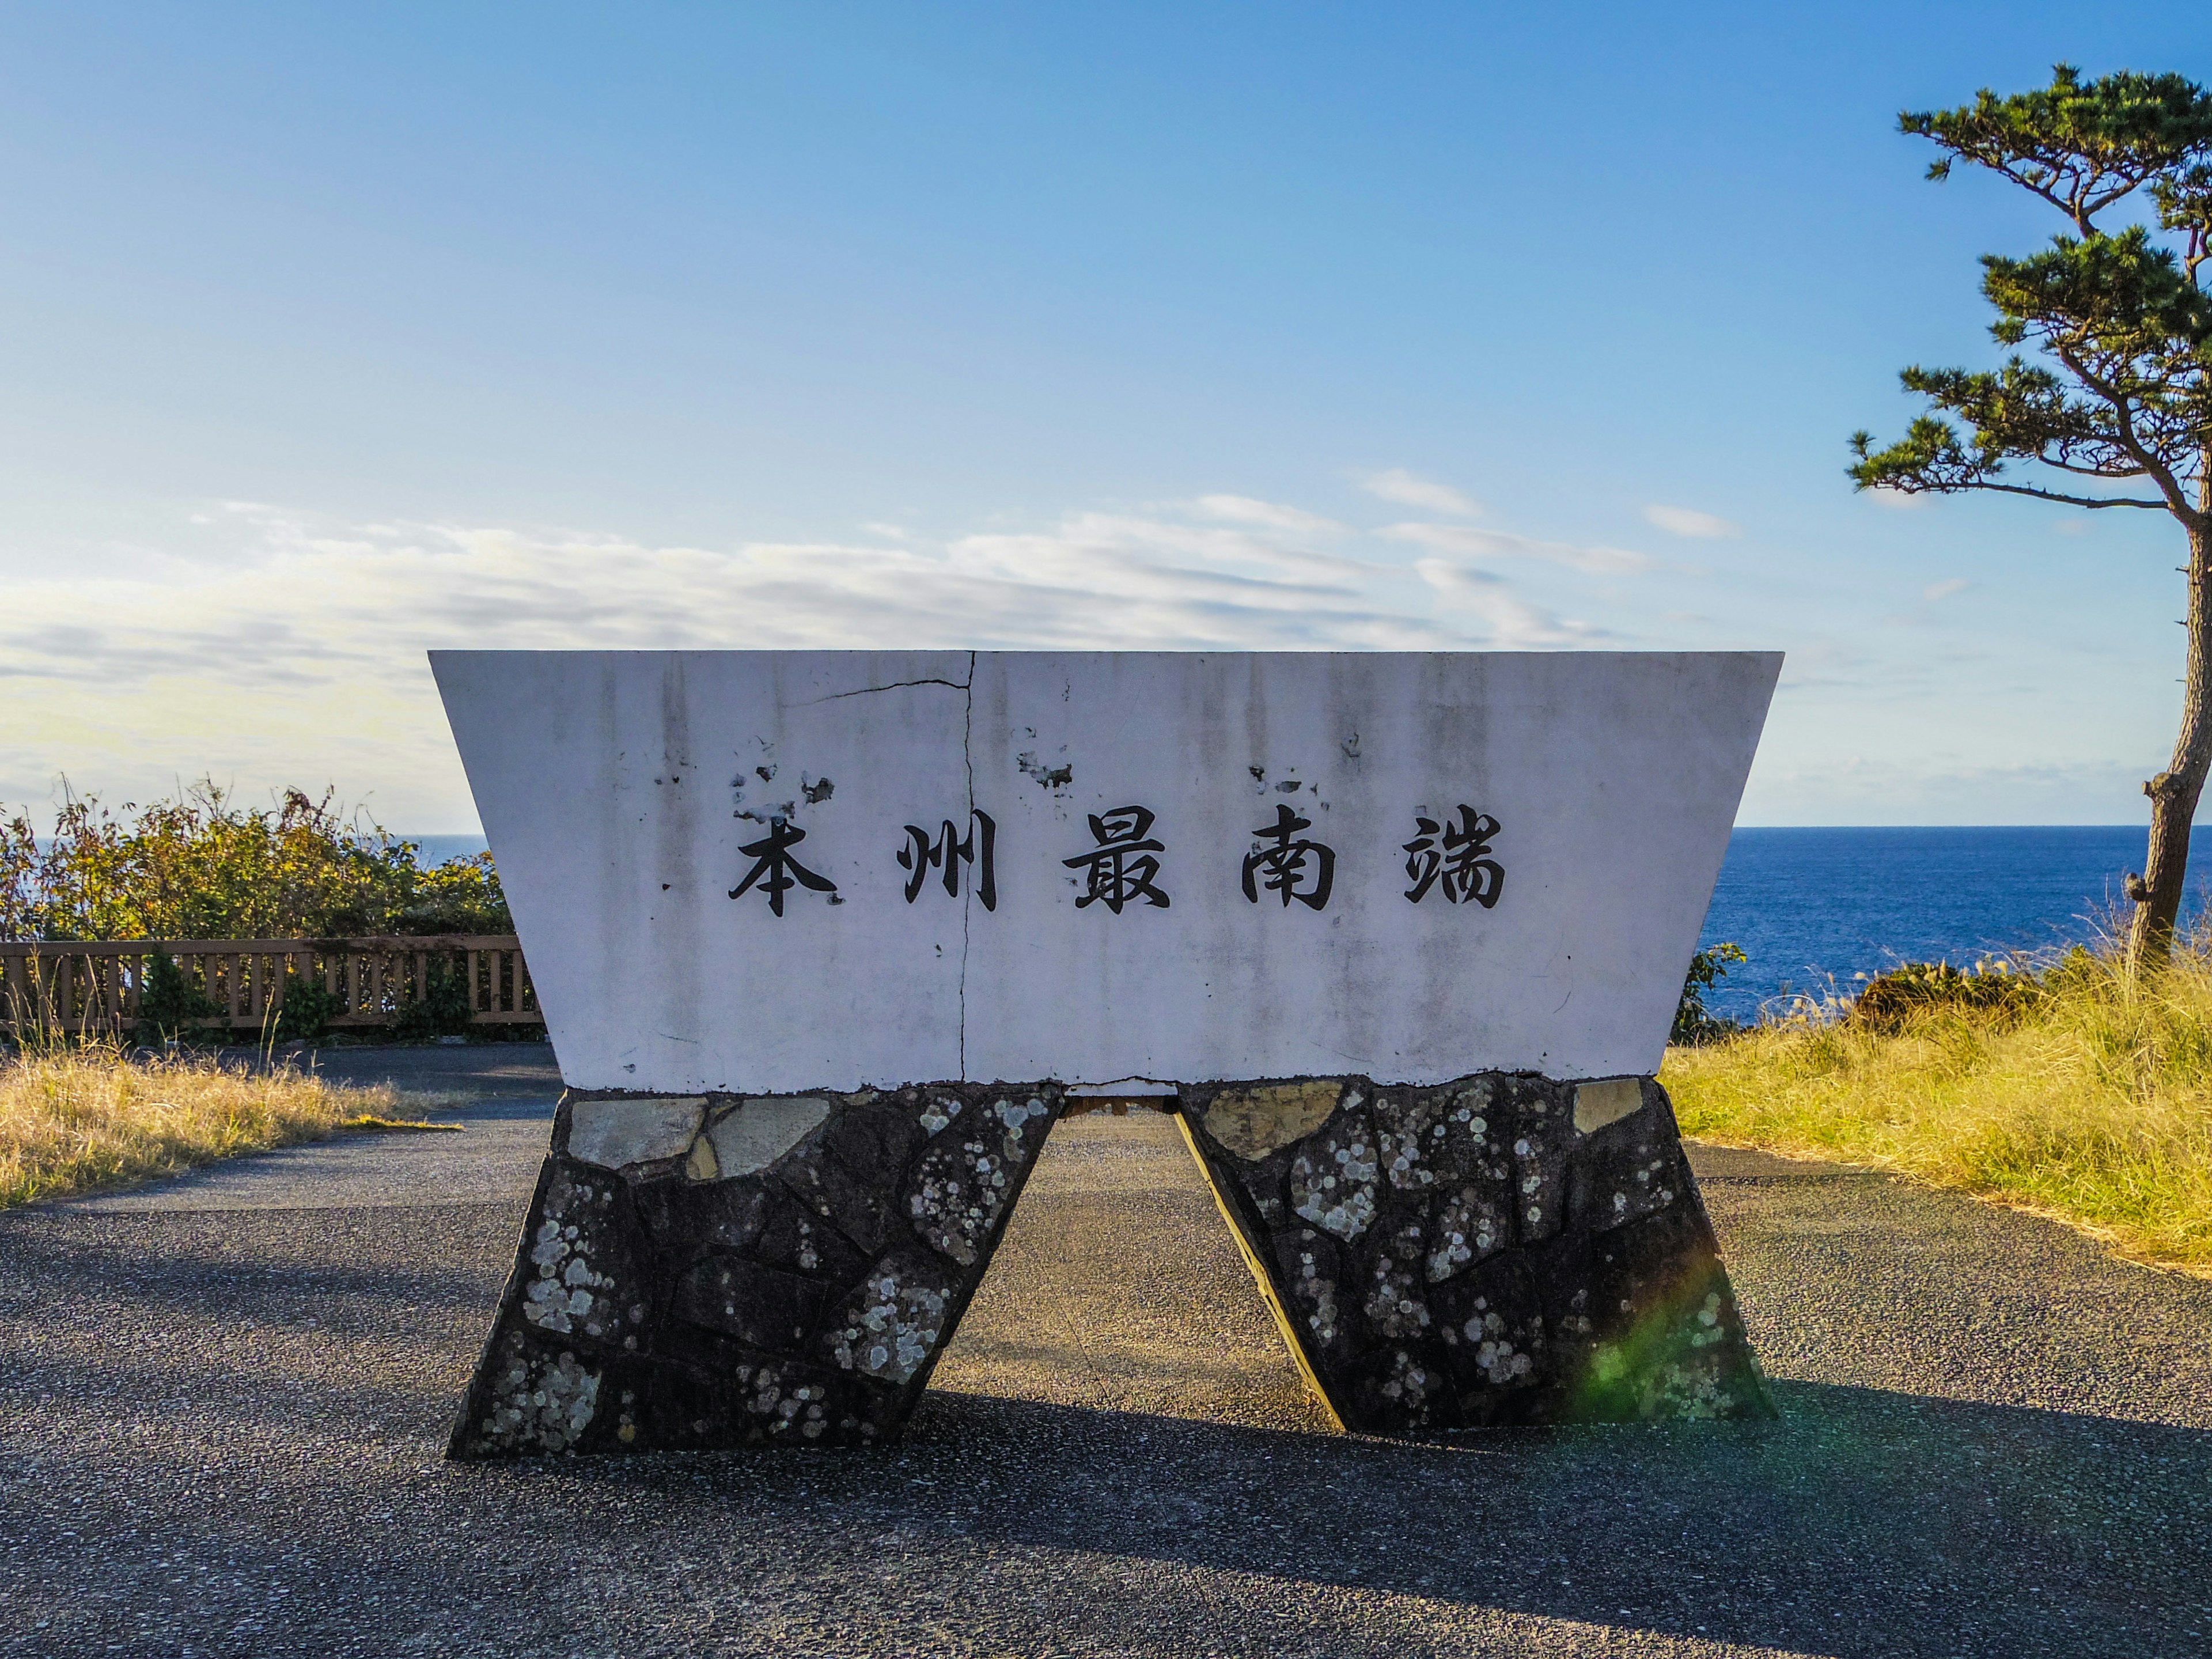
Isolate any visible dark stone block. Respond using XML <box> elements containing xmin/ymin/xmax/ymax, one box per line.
<box><xmin>1268</xmin><ymin>1224</ymin><xmax>1356</xmax><ymax>1372</ymax></box>
<box><xmin>669</xmin><ymin>1252</ymin><xmax>830</xmax><ymax>1351</ymax></box>
<box><xmin>449</xmin><ymin>1324</ymin><xmax>657</xmax><ymax>1458</ymax></box>
<box><xmin>1566</xmin><ymin>1088</ymin><xmax>1694</xmax><ymax>1236</ymax></box>
<box><xmin>750</xmin><ymin>1187</ymin><xmax>873</xmax><ymax>1289</ymax></box>
<box><xmin>823</xmin><ymin>1097</ymin><xmax>930</xmax><ymax>1177</ymax></box>
<box><xmin>632</xmin><ymin>1173</ymin><xmax>772</xmax><ymax>1255</ymax></box>
<box><xmin>1172</xmin><ymin>1071</ymin><xmax>1771</xmax><ymax>1437</ymax></box>
<box><xmin>1424</xmin><ymin>1176</ymin><xmax>1513</xmax><ymax>1284</ymax></box>
<box><xmin>639</xmin><ymin>1346</ymin><xmax>906</xmax><ymax>1450</ymax></box>
<box><xmin>777</xmin><ymin>1127</ymin><xmax>900</xmax><ymax>1255</ymax></box>
<box><xmin>452</xmin><ymin>1082</ymin><xmax>1065</xmax><ymax>1460</ymax></box>
<box><xmin>512</xmin><ymin>1160</ymin><xmax>654</xmax><ymax>1357</ymax></box>
<box><xmin>1504</xmin><ymin>1077</ymin><xmax>1575</xmax><ymax>1244</ymax></box>
<box><xmin>1355</xmin><ymin>1214</ymin><xmax>1434</xmax><ymax>1341</ymax></box>
<box><xmin>1345</xmin><ymin>1341</ymin><xmax>1460</xmax><ymax>1436</ymax></box>
<box><xmin>1534</xmin><ymin>1199</ymin><xmax>1772</xmax><ymax>1422</ymax></box>
<box><xmin>1431</xmin><ymin>1252</ymin><xmax>1550</xmax><ymax>1425</ymax></box>
<box><xmin>819</xmin><ymin>1247</ymin><xmax>965</xmax><ymax>1386</ymax></box>
<box><xmin>452</xmin><ymin>1071</ymin><xmax>1768</xmax><ymax>1460</ymax></box>
<box><xmin>902</xmin><ymin>1090</ymin><xmax>1057</xmax><ymax>1266</ymax></box>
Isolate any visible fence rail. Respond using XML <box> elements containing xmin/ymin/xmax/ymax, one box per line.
<box><xmin>0</xmin><ymin>936</ymin><xmax>539</xmax><ymax>1037</ymax></box>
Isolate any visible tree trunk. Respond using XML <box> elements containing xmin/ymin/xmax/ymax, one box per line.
<box><xmin>2128</xmin><ymin>519</ymin><xmax>2212</xmax><ymax>969</ymax></box>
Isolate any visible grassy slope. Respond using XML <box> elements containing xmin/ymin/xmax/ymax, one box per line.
<box><xmin>1662</xmin><ymin>949</ymin><xmax>2212</xmax><ymax>1274</ymax></box>
<box><xmin>0</xmin><ymin>1046</ymin><xmax>451</xmax><ymax>1207</ymax></box>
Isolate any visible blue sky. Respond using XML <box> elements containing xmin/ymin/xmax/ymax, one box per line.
<box><xmin>1</xmin><ymin>3</ymin><xmax>2203</xmax><ymax>830</ymax></box>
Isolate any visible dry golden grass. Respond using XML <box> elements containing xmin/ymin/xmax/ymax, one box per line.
<box><xmin>1662</xmin><ymin>944</ymin><xmax>2212</xmax><ymax>1274</ymax></box>
<box><xmin>0</xmin><ymin>1043</ymin><xmax>457</xmax><ymax>1208</ymax></box>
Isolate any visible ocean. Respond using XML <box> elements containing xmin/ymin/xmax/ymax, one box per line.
<box><xmin>407</xmin><ymin>825</ymin><xmax>2210</xmax><ymax>1025</ymax></box>
<box><xmin>1695</xmin><ymin>826</ymin><xmax>2212</xmax><ymax>1020</ymax></box>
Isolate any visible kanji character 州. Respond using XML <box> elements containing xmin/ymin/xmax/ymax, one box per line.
<box><xmin>899</xmin><ymin>810</ymin><xmax>998</xmax><ymax>911</ymax></box>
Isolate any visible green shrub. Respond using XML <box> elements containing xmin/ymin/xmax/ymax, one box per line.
<box><xmin>0</xmin><ymin>781</ymin><xmax>509</xmax><ymax>942</ymax></box>
<box><xmin>134</xmin><ymin>949</ymin><xmax>217</xmax><ymax>1044</ymax></box>
<box><xmin>1672</xmin><ymin>943</ymin><xmax>1747</xmax><ymax>1046</ymax></box>
<box><xmin>1850</xmin><ymin>959</ymin><xmax>2038</xmax><ymax>1033</ymax></box>
<box><xmin>396</xmin><ymin>957</ymin><xmax>475</xmax><ymax>1040</ymax></box>
<box><xmin>274</xmin><ymin>978</ymin><xmax>346</xmax><ymax>1043</ymax></box>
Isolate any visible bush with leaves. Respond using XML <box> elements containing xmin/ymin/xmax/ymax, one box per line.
<box><xmin>1850</xmin><ymin>958</ymin><xmax>2042</xmax><ymax>1034</ymax></box>
<box><xmin>1672</xmin><ymin>943</ymin><xmax>1747</xmax><ymax>1046</ymax></box>
<box><xmin>274</xmin><ymin>977</ymin><xmax>347</xmax><ymax>1043</ymax></box>
<box><xmin>0</xmin><ymin>781</ymin><xmax>509</xmax><ymax>942</ymax></box>
<box><xmin>134</xmin><ymin>949</ymin><xmax>218</xmax><ymax>1044</ymax></box>
<box><xmin>396</xmin><ymin>956</ymin><xmax>476</xmax><ymax>1040</ymax></box>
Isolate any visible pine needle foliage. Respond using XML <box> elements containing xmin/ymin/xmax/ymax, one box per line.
<box><xmin>1848</xmin><ymin>65</ymin><xmax>2212</xmax><ymax>966</ymax></box>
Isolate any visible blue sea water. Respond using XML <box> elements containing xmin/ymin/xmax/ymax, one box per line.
<box><xmin>407</xmin><ymin>834</ymin><xmax>492</xmax><ymax>866</ymax></box>
<box><xmin>1696</xmin><ymin>827</ymin><xmax>2212</xmax><ymax>1020</ymax></box>
<box><xmin>407</xmin><ymin>825</ymin><xmax>2211</xmax><ymax>1025</ymax></box>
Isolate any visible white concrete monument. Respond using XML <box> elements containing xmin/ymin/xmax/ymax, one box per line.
<box><xmin>439</xmin><ymin>650</ymin><xmax>1782</xmax><ymax>1457</ymax></box>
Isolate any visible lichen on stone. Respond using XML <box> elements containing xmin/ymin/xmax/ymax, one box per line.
<box><xmin>474</xmin><ymin>1339</ymin><xmax>600</xmax><ymax>1453</ymax></box>
<box><xmin>518</xmin><ymin>1172</ymin><xmax>642</xmax><ymax>1348</ymax></box>
<box><xmin>918</xmin><ymin>1096</ymin><xmax>964</xmax><ymax>1135</ymax></box>
<box><xmin>1362</xmin><ymin>1222</ymin><xmax>1431</xmax><ymax>1338</ymax></box>
<box><xmin>993</xmin><ymin>1096</ymin><xmax>1051</xmax><ymax>1156</ymax></box>
<box><xmin>1426</xmin><ymin>1185</ymin><xmax>1505</xmax><ymax>1282</ymax></box>
<box><xmin>1289</xmin><ymin>1104</ymin><xmax>1380</xmax><ymax>1241</ymax></box>
<box><xmin>1293</xmin><ymin>1245</ymin><xmax>1340</xmax><ymax>1344</ymax></box>
<box><xmin>1459</xmin><ymin>1296</ymin><xmax>1535</xmax><ymax>1385</ymax></box>
<box><xmin>830</xmin><ymin>1265</ymin><xmax>949</xmax><ymax>1383</ymax></box>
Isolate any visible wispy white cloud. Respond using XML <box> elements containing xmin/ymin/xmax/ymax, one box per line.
<box><xmin>1863</xmin><ymin>487</ymin><xmax>1929</xmax><ymax>511</ymax></box>
<box><xmin>1378</xmin><ymin>521</ymin><xmax>1660</xmax><ymax>575</ymax></box>
<box><xmin>1923</xmin><ymin>578</ymin><xmax>1968</xmax><ymax>601</ymax></box>
<box><xmin>1190</xmin><ymin>494</ymin><xmax>1347</xmax><ymax>536</ymax></box>
<box><xmin>1412</xmin><ymin>559</ymin><xmax>1596</xmax><ymax>645</ymax></box>
<box><xmin>1642</xmin><ymin>503</ymin><xmax>1741</xmax><ymax>539</ymax></box>
<box><xmin>1358</xmin><ymin>469</ymin><xmax>1482</xmax><ymax>517</ymax></box>
<box><xmin>2</xmin><ymin>497</ymin><xmax>1637</xmax><ymax>817</ymax></box>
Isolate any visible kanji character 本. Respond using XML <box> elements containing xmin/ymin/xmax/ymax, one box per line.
<box><xmin>899</xmin><ymin>810</ymin><xmax>998</xmax><ymax>911</ymax></box>
<box><xmin>1403</xmin><ymin>806</ymin><xmax>1504</xmax><ymax>907</ymax></box>
<box><xmin>1241</xmin><ymin>803</ymin><xmax>1336</xmax><ymax>910</ymax></box>
<box><xmin>1063</xmin><ymin>805</ymin><xmax>1171</xmax><ymax>913</ymax></box>
<box><xmin>728</xmin><ymin>817</ymin><xmax>838</xmax><ymax>915</ymax></box>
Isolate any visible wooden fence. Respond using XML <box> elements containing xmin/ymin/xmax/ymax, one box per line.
<box><xmin>0</xmin><ymin>936</ymin><xmax>539</xmax><ymax>1038</ymax></box>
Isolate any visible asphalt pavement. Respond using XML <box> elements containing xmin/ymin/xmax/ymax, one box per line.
<box><xmin>0</xmin><ymin>1043</ymin><xmax>2206</xmax><ymax>1657</ymax></box>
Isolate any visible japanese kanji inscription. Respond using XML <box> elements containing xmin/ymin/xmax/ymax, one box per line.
<box><xmin>432</xmin><ymin>651</ymin><xmax>1779</xmax><ymax>1095</ymax></box>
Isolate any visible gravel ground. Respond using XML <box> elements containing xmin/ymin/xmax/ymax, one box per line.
<box><xmin>0</xmin><ymin>1046</ymin><xmax>2206</xmax><ymax>1657</ymax></box>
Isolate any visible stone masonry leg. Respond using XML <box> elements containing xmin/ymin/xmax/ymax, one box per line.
<box><xmin>1175</xmin><ymin>1073</ymin><xmax>1775</xmax><ymax>1432</ymax></box>
<box><xmin>448</xmin><ymin>1082</ymin><xmax>1062</xmax><ymax>1458</ymax></box>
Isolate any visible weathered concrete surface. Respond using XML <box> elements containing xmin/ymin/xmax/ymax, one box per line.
<box><xmin>2</xmin><ymin>1098</ymin><xmax>2210</xmax><ymax>1656</ymax></box>
<box><xmin>434</xmin><ymin>650</ymin><xmax>1780</xmax><ymax>1093</ymax></box>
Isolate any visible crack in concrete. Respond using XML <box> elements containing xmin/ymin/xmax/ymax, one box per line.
<box><xmin>960</xmin><ymin>651</ymin><xmax>976</xmax><ymax>1081</ymax></box>
<box><xmin>803</xmin><ymin>676</ymin><xmax>971</xmax><ymax>704</ymax></box>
